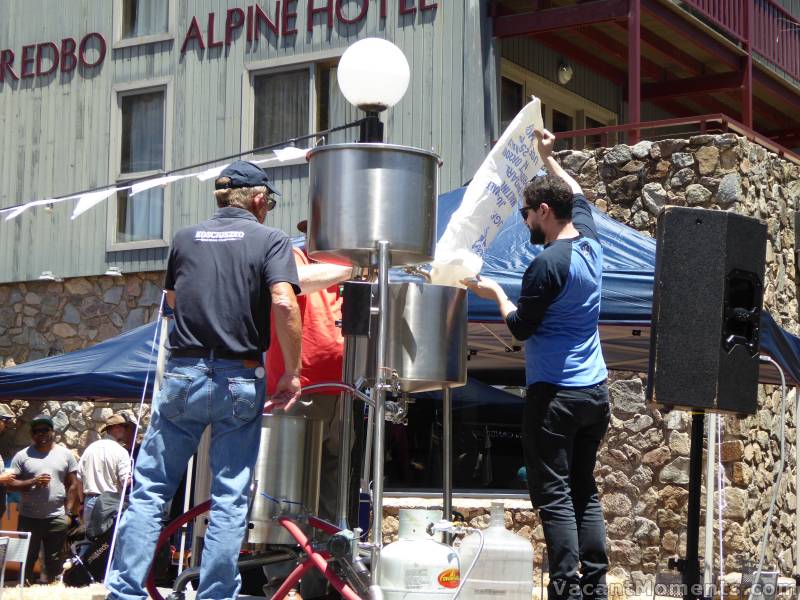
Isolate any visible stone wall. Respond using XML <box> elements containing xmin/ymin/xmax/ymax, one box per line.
<box><xmin>381</xmin><ymin>134</ymin><xmax>799</xmax><ymax>591</ymax></box>
<box><xmin>0</xmin><ymin>273</ymin><xmax>163</xmax><ymax>459</ymax></box>
<box><xmin>0</xmin><ymin>134</ymin><xmax>798</xmax><ymax>590</ymax></box>
<box><xmin>565</xmin><ymin>134</ymin><xmax>799</xmax><ymax>586</ymax></box>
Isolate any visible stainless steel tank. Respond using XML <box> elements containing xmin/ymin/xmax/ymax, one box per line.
<box><xmin>306</xmin><ymin>143</ymin><xmax>440</xmax><ymax>267</ymax></box>
<box><xmin>365</xmin><ymin>282</ymin><xmax>468</xmax><ymax>393</ymax></box>
<box><xmin>193</xmin><ymin>414</ymin><xmax>324</xmax><ymax>546</ymax></box>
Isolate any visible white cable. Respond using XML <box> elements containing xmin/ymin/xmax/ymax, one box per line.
<box><xmin>104</xmin><ymin>291</ymin><xmax>167</xmax><ymax>585</ymax></box>
<box><xmin>429</xmin><ymin>522</ymin><xmax>485</xmax><ymax>600</ymax></box>
<box><xmin>717</xmin><ymin>415</ymin><xmax>726</xmax><ymax>600</ymax></box>
<box><xmin>747</xmin><ymin>355</ymin><xmax>788</xmax><ymax>600</ymax></box>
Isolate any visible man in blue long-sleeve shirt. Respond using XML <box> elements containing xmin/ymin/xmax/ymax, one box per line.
<box><xmin>463</xmin><ymin>128</ymin><xmax>609</xmax><ymax>600</ymax></box>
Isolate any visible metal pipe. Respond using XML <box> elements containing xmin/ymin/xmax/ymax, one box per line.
<box><xmin>683</xmin><ymin>411</ymin><xmax>705</xmax><ymax>600</ymax></box>
<box><xmin>300</xmin><ymin>382</ymin><xmax>373</xmax><ymax>407</ymax></box>
<box><xmin>795</xmin><ymin>386</ymin><xmax>800</xmax><ymax>580</ymax></box>
<box><xmin>370</xmin><ymin>240</ymin><xmax>391</xmax><ymax>583</ymax></box>
<box><xmin>442</xmin><ymin>386</ymin><xmax>453</xmax><ymax>545</ymax></box>
<box><xmin>703</xmin><ymin>413</ymin><xmax>717</xmax><ymax>597</ymax></box>
<box><xmin>337</xmin><ymin>338</ymin><xmax>359</xmax><ymax>529</ymax></box>
<box><xmin>362</xmin><ymin>405</ymin><xmax>374</xmax><ymax>494</ymax></box>
<box><xmin>151</xmin><ymin>314</ymin><xmax>170</xmax><ymax>398</ymax></box>
<box><xmin>177</xmin><ymin>455</ymin><xmax>193</xmax><ymax>576</ymax></box>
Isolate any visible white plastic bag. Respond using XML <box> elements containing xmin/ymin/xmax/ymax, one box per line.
<box><xmin>430</xmin><ymin>98</ymin><xmax>544</xmax><ymax>286</ymax></box>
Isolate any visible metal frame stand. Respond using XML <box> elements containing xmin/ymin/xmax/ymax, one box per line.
<box><xmin>670</xmin><ymin>410</ymin><xmax>707</xmax><ymax>600</ymax></box>
<box><xmin>369</xmin><ymin>240</ymin><xmax>391</xmax><ymax>583</ymax></box>
<box><xmin>442</xmin><ymin>386</ymin><xmax>453</xmax><ymax>537</ymax></box>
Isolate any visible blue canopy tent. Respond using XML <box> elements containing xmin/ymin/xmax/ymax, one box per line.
<box><xmin>1</xmin><ymin>187</ymin><xmax>799</xmax><ymax>400</ymax></box>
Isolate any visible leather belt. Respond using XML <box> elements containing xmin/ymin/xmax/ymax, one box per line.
<box><xmin>170</xmin><ymin>348</ymin><xmax>262</xmax><ymax>368</ymax></box>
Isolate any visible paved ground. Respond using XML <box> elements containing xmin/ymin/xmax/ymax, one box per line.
<box><xmin>3</xmin><ymin>583</ymin><xmax>264</xmax><ymax>599</ymax></box>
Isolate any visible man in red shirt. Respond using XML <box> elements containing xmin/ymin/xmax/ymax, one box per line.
<box><xmin>265</xmin><ymin>220</ymin><xmax>353</xmax><ymax>522</ymax></box>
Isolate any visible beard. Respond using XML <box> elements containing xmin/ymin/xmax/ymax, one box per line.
<box><xmin>529</xmin><ymin>224</ymin><xmax>546</xmax><ymax>245</ymax></box>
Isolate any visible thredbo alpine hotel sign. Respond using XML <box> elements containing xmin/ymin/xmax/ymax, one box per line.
<box><xmin>0</xmin><ymin>1</ymin><xmax>438</xmax><ymax>83</ymax></box>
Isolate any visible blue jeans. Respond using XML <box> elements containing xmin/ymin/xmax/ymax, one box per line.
<box><xmin>524</xmin><ymin>382</ymin><xmax>610</xmax><ymax>600</ymax></box>
<box><xmin>106</xmin><ymin>356</ymin><xmax>265</xmax><ymax>600</ymax></box>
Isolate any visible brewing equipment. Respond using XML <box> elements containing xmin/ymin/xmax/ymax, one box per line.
<box><xmin>307</xmin><ymin>143</ymin><xmax>440</xmax><ymax>267</ymax></box>
<box><xmin>193</xmin><ymin>414</ymin><xmax>324</xmax><ymax>548</ymax></box>
<box><xmin>342</xmin><ymin>280</ymin><xmax>468</xmax><ymax>393</ymax></box>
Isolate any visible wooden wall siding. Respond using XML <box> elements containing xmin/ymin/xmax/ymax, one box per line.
<box><xmin>0</xmin><ymin>1</ymin><xmax>496</xmax><ymax>283</ymax></box>
<box><xmin>500</xmin><ymin>37</ymin><xmax>622</xmax><ymax>114</ymax></box>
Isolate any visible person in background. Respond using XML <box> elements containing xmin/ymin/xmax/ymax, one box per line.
<box><xmin>106</xmin><ymin>161</ymin><xmax>302</xmax><ymax>600</ymax></box>
<box><xmin>77</xmin><ymin>413</ymin><xmax>133</xmax><ymax>525</ymax></box>
<box><xmin>263</xmin><ymin>220</ymin><xmax>352</xmax><ymax>599</ymax></box>
<box><xmin>6</xmin><ymin>414</ymin><xmax>80</xmax><ymax>584</ymax></box>
<box><xmin>266</xmin><ymin>220</ymin><xmax>353</xmax><ymax>521</ymax></box>
<box><xmin>462</xmin><ymin>128</ymin><xmax>610</xmax><ymax>600</ymax></box>
<box><xmin>0</xmin><ymin>404</ymin><xmax>17</xmax><ymax>519</ymax></box>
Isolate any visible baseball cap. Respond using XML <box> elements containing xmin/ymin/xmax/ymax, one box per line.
<box><xmin>102</xmin><ymin>414</ymin><xmax>133</xmax><ymax>431</ymax></box>
<box><xmin>30</xmin><ymin>414</ymin><xmax>54</xmax><ymax>429</ymax></box>
<box><xmin>215</xmin><ymin>161</ymin><xmax>281</xmax><ymax>196</ymax></box>
<box><xmin>0</xmin><ymin>404</ymin><xmax>14</xmax><ymax>420</ymax></box>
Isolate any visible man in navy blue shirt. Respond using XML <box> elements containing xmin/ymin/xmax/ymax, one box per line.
<box><xmin>107</xmin><ymin>161</ymin><xmax>302</xmax><ymax>600</ymax></box>
<box><xmin>463</xmin><ymin>129</ymin><xmax>609</xmax><ymax>600</ymax></box>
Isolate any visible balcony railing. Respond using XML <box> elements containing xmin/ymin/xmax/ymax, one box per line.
<box><xmin>552</xmin><ymin>113</ymin><xmax>800</xmax><ymax>165</ymax></box>
<box><xmin>682</xmin><ymin>0</ymin><xmax>800</xmax><ymax>81</ymax></box>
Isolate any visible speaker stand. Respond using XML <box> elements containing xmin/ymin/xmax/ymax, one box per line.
<box><xmin>669</xmin><ymin>410</ymin><xmax>708</xmax><ymax>600</ymax></box>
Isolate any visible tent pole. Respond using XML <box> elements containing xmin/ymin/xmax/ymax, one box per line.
<box><xmin>152</xmin><ymin>314</ymin><xmax>170</xmax><ymax>398</ymax></box>
<box><xmin>795</xmin><ymin>386</ymin><xmax>799</xmax><ymax>581</ymax></box>
<box><xmin>703</xmin><ymin>413</ymin><xmax>717</xmax><ymax>597</ymax></box>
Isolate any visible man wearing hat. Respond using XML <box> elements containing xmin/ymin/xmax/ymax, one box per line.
<box><xmin>107</xmin><ymin>161</ymin><xmax>303</xmax><ymax>600</ymax></box>
<box><xmin>7</xmin><ymin>414</ymin><xmax>80</xmax><ymax>583</ymax></box>
<box><xmin>77</xmin><ymin>413</ymin><xmax>133</xmax><ymax>525</ymax></box>
<box><xmin>0</xmin><ymin>404</ymin><xmax>17</xmax><ymax>518</ymax></box>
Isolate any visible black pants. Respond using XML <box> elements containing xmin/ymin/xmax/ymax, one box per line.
<box><xmin>18</xmin><ymin>514</ymin><xmax>71</xmax><ymax>584</ymax></box>
<box><xmin>523</xmin><ymin>382</ymin><xmax>610</xmax><ymax>600</ymax></box>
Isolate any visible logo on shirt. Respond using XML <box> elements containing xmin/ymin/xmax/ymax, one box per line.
<box><xmin>194</xmin><ymin>230</ymin><xmax>245</xmax><ymax>242</ymax></box>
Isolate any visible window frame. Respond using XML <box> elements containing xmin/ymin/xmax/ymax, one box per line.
<box><xmin>106</xmin><ymin>77</ymin><xmax>173</xmax><ymax>252</ymax></box>
<box><xmin>500</xmin><ymin>59</ymin><xmax>617</xmax><ymax>142</ymax></box>
<box><xmin>241</xmin><ymin>49</ymin><xmax>345</xmax><ymax>167</ymax></box>
<box><xmin>113</xmin><ymin>0</ymin><xmax>175</xmax><ymax>49</ymax></box>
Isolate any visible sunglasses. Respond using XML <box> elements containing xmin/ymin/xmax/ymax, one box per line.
<box><xmin>519</xmin><ymin>206</ymin><xmax>531</xmax><ymax>220</ymax></box>
<box><xmin>32</xmin><ymin>428</ymin><xmax>52</xmax><ymax>435</ymax></box>
<box><xmin>266</xmin><ymin>197</ymin><xmax>277</xmax><ymax>211</ymax></box>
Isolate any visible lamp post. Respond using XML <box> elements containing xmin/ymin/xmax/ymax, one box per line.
<box><xmin>337</xmin><ymin>38</ymin><xmax>410</xmax><ymax>143</ymax></box>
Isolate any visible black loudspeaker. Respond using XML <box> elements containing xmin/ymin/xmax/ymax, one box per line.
<box><xmin>647</xmin><ymin>207</ymin><xmax>767</xmax><ymax>415</ymax></box>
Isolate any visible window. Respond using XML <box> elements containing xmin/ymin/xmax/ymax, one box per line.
<box><xmin>254</xmin><ymin>69</ymin><xmax>311</xmax><ymax>149</ymax></box>
<box><xmin>114</xmin><ymin>0</ymin><xmax>172</xmax><ymax>48</ymax></box>
<box><xmin>552</xmin><ymin>109</ymin><xmax>574</xmax><ymax>151</ymax></box>
<box><xmin>108</xmin><ymin>82</ymin><xmax>171</xmax><ymax>250</ymax></box>
<box><xmin>585</xmin><ymin>116</ymin><xmax>607</xmax><ymax>149</ymax></box>
<box><xmin>501</xmin><ymin>76</ymin><xmax>524</xmax><ymax>131</ymax></box>
<box><xmin>384</xmin><ymin>388</ymin><xmax>529</xmax><ymax>494</ymax></box>
<box><xmin>500</xmin><ymin>59</ymin><xmax>617</xmax><ymax>150</ymax></box>
<box><xmin>122</xmin><ymin>0</ymin><xmax>168</xmax><ymax>39</ymax></box>
<box><xmin>249</xmin><ymin>56</ymin><xmax>357</xmax><ymax>156</ymax></box>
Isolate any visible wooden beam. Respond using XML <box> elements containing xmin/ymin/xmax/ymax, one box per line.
<box><xmin>538</xmin><ymin>33</ymin><xmax>627</xmax><ymax>85</ymax></box>
<box><xmin>642</xmin><ymin>0</ymin><xmax>741</xmax><ymax>70</ymax></box>
<box><xmin>741</xmin><ymin>0</ymin><xmax>753</xmax><ymax>127</ymax></box>
<box><xmin>493</xmin><ymin>0</ymin><xmax>628</xmax><ymax>38</ymax></box>
<box><xmin>754</xmin><ymin>72</ymin><xmax>800</xmax><ymax>112</ymax></box>
<box><xmin>573</xmin><ymin>27</ymin><xmax>664</xmax><ymax>80</ymax></box>
<box><xmin>609</xmin><ymin>21</ymin><xmax>705</xmax><ymax>78</ymax></box>
<box><xmin>642</xmin><ymin>72</ymin><xmax>742</xmax><ymax>100</ymax></box>
<box><xmin>629</xmin><ymin>0</ymin><xmax>642</xmax><ymax>144</ymax></box>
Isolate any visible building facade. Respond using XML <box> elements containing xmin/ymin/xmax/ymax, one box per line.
<box><xmin>2</xmin><ymin>0</ymin><xmax>800</xmax><ymax>588</ymax></box>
